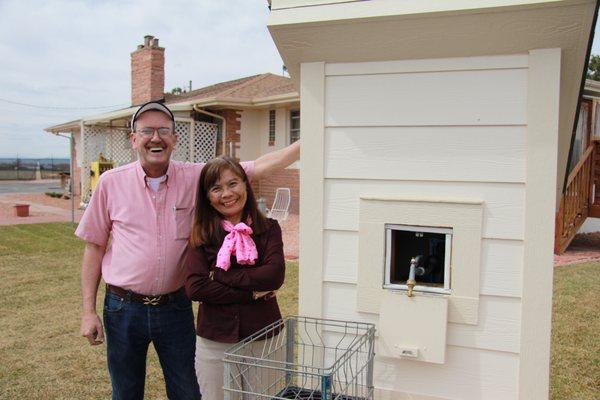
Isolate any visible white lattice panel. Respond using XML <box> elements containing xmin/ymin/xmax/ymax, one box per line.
<box><xmin>193</xmin><ymin>121</ymin><xmax>218</xmax><ymax>162</ymax></box>
<box><xmin>82</xmin><ymin>126</ymin><xmax>135</xmax><ymax>203</ymax></box>
<box><xmin>173</xmin><ymin>121</ymin><xmax>191</xmax><ymax>162</ymax></box>
<box><xmin>109</xmin><ymin>128</ymin><xmax>134</xmax><ymax>166</ymax></box>
<box><xmin>81</xmin><ymin>120</ymin><xmax>217</xmax><ymax>203</ymax></box>
<box><xmin>82</xmin><ymin>126</ymin><xmax>109</xmax><ymax>202</ymax></box>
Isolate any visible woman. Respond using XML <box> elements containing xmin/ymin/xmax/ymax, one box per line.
<box><xmin>184</xmin><ymin>156</ymin><xmax>285</xmax><ymax>400</ymax></box>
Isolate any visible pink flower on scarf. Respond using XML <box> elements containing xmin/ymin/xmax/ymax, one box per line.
<box><xmin>215</xmin><ymin>220</ymin><xmax>258</xmax><ymax>271</ymax></box>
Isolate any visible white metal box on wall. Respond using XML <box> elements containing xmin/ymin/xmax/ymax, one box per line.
<box><xmin>269</xmin><ymin>1</ymin><xmax>595</xmax><ymax>399</ymax></box>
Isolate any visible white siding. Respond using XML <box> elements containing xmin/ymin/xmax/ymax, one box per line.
<box><xmin>258</xmin><ymin>108</ymin><xmax>288</xmax><ymax>155</ymax></box>
<box><xmin>325</xmin><ymin>69</ymin><xmax>527</xmax><ymax>127</ymax></box>
<box><xmin>323</xmin><ymin>230</ymin><xmax>359</xmax><ymax>284</ymax></box>
<box><xmin>323</xmin><ymin>179</ymin><xmax>524</xmax><ymax>240</ymax></box>
<box><xmin>324</xmin><ymin>126</ymin><xmax>525</xmax><ymax>182</ymax></box>
<box><xmin>323</xmin><ymin>230</ymin><xmax>523</xmax><ymax>298</ymax></box>
<box><xmin>374</xmin><ymin>346</ymin><xmax>519</xmax><ymax>400</ymax></box>
<box><xmin>310</xmin><ymin>55</ymin><xmax>528</xmax><ymax>399</ymax></box>
<box><xmin>323</xmin><ymin>282</ymin><xmax>521</xmax><ymax>353</ymax></box>
<box><xmin>480</xmin><ymin>239</ymin><xmax>523</xmax><ymax>297</ymax></box>
<box><xmin>239</xmin><ymin>110</ymin><xmax>262</xmax><ymax>161</ymax></box>
<box><xmin>324</xmin><ymin>54</ymin><xmax>528</xmax><ymax>76</ymax></box>
<box><xmin>236</xmin><ymin>106</ymin><xmax>301</xmax><ymax>164</ymax></box>
<box><xmin>250</xmin><ymin>106</ymin><xmax>301</xmax><ymax>167</ymax></box>
<box><xmin>322</xmin><ymin>282</ymin><xmax>379</xmax><ymax>325</ymax></box>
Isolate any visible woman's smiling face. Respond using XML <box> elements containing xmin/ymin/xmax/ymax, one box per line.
<box><xmin>207</xmin><ymin>168</ymin><xmax>247</xmax><ymax>224</ymax></box>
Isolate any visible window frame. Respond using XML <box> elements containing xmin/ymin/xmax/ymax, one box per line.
<box><xmin>383</xmin><ymin>224</ymin><xmax>452</xmax><ymax>295</ymax></box>
<box><xmin>268</xmin><ymin>109</ymin><xmax>276</xmax><ymax>146</ymax></box>
<box><xmin>289</xmin><ymin>109</ymin><xmax>300</xmax><ymax>144</ymax></box>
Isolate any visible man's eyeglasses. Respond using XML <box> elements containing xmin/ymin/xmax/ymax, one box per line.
<box><xmin>136</xmin><ymin>127</ymin><xmax>173</xmax><ymax>137</ymax></box>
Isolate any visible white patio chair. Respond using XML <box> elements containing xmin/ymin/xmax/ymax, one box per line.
<box><xmin>266</xmin><ymin>187</ymin><xmax>291</xmax><ymax>221</ymax></box>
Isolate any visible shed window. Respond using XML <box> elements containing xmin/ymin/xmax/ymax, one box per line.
<box><xmin>384</xmin><ymin>224</ymin><xmax>452</xmax><ymax>294</ymax></box>
<box><xmin>290</xmin><ymin>109</ymin><xmax>300</xmax><ymax>144</ymax></box>
<box><xmin>268</xmin><ymin>110</ymin><xmax>276</xmax><ymax>146</ymax></box>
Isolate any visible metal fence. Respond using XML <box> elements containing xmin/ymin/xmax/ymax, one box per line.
<box><xmin>0</xmin><ymin>160</ymin><xmax>69</xmax><ymax>181</ymax></box>
<box><xmin>40</xmin><ymin>169</ymin><xmax>67</xmax><ymax>180</ymax></box>
<box><xmin>0</xmin><ymin>170</ymin><xmax>36</xmax><ymax>180</ymax></box>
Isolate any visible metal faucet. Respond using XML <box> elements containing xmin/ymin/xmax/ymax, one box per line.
<box><xmin>407</xmin><ymin>257</ymin><xmax>417</xmax><ymax>297</ymax></box>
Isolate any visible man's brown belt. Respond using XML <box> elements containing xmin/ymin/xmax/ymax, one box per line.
<box><xmin>106</xmin><ymin>284</ymin><xmax>183</xmax><ymax>306</ymax></box>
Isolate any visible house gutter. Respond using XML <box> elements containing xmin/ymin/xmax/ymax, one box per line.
<box><xmin>253</xmin><ymin>92</ymin><xmax>299</xmax><ymax>106</ymax></box>
<box><xmin>172</xmin><ymin>92</ymin><xmax>299</xmax><ymax>109</ymax></box>
<box><xmin>583</xmin><ymin>78</ymin><xmax>600</xmax><ymax>98</ymax></box>
<box><xmin>192</xmin><ymin>105</ymin><xmax>228</xmax><ymax>156</ymax></box>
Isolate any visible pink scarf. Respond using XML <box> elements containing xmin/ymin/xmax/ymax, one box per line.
<box><xmin>215</xmin><ymin>220</ymin><xmax>258</xmax><ymax>271</ymax></box>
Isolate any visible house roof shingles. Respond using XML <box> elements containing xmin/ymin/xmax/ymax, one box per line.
<box><xmin>46</xmin><ymin>73</ymin><xmax>297</xmax><ymax>132</ymax></box>
<box><xmin>164</xmin><ymin>73</ymin><xmax>296</xmax><ymax>105</ymax></box>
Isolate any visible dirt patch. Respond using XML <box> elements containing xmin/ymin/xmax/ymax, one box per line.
<box><xmin>554</xmin><ymin>232</ymin><xmax>600</xmax><ymax>267</ymax></box>
<box><xmin>279</xmin><ymin>213</ymin><xmax>298</xmax><ymax>260</ymax></box>
<box><xmin>0</xmin><ymin>193</ymin><xmax>80</xmax><ymax>210</ymax></box>
<box><xmin>0</xmin><ymin>193</ymin><xmax>82</xmax><ymax>225</ymax></box>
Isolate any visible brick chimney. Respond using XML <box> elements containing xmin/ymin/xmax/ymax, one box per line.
<box><xmin>131</xmin><ymin>35</ymin><xmax>165</xmax><ymax>106</ymax></box>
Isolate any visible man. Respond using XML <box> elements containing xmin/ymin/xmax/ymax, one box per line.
<box><xmin>76</xmin><ymin>101</ymin><xmax>299</xmax><ymax>399</ymax></box>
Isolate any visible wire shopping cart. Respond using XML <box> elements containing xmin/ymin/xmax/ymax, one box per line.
<box><xmin>223</xmin><ymin>316</ymin><xmax>375</xmax><ymax>400</ymax></box>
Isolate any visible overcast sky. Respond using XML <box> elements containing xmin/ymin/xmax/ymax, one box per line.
<box><xmin>1</xmin><ymin>2</ymin><xmax>599</xmax><ymax>159</ymax></box>
<box><xmin>0</xmin><ymin>0</ymin><xmax>283</xmax><ymax>158</ymax></box>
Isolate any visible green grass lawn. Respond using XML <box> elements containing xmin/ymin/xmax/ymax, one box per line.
<box><xmin>550</xmin><ymin>262</ymin><xmax>600</xmax><ymax>400</ymax></box>
<box><xmin>0</xmin><ymin>223</ymin><xmax>298</xmax><ymax>399</ymax></box>
<box><xmin>0</xmin><ymin>223</ymin><xmax>598</xmax><ymax>399</ymax></box>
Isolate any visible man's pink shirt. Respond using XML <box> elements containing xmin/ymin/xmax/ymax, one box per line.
<box><xmin>75</xmin><ymin>160</ymin><xmax>254</xmax><ymax>295</ymax></box>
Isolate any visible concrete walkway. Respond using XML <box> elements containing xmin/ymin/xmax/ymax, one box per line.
<box><xmin>554</xmin><ymin>232</ymin><xmax>600</xmax><ymax>267</ymax></box>
<box><xmin>0</xmin><ymin>181</ymin><xmax>82</xmax><ymax>225</ymax></box>
<box><xmin>0</xmin><ymin>200</ymin><xmax>82</xmax><ymax>225</ymax></box>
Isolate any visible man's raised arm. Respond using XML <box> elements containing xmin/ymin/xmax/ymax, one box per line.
<box><xmin>253</xmin><ymin>140</ymin><xmax>300</xmax><ymax>180</ymax></box>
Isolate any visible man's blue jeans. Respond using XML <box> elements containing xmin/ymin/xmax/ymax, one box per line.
<box><xmin>103</xmin><ymin>289</ymin><xmax>201</xmax><ymax>400</ymax></box>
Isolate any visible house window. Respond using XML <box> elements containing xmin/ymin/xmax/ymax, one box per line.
<box><xmin>383</xmin><ymin>224</ymin><xmax>452</xmax><ymax>295</ymax></box>
<box><xmin>268</xmin><ymin>110</ymin><xmax>276</xmax><ymax>146</ymax></box>
<box><xmin>289</xmin><ymin>109</ymin><xmax>300</xmax><ymax>144</ymax></box>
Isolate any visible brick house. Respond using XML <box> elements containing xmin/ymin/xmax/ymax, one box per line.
<box><xmin>45</xmin><ymin>35</ymin><xmax>300</xmax><ymax>213</ymax></box>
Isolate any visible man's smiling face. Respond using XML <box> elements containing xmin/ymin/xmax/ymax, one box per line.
<box><xmin>130</xmin><ymin>110</ymin><xmax>177</xmax><ymax>177</ymax></box>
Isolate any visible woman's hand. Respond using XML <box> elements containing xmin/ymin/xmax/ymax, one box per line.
<box><xmin>252</xmin><ymin>290</ymin><xmax>278</xmax><ymax>300</ymax></box>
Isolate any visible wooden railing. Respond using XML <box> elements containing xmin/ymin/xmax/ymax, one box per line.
<box><xmin>594</xmin><ymin>140</ymin><xmax>600</xmax><ymax>208</ymax></box>
<box><xmin>555</xmin><ymin>145</ymin><xmax>595</xmax><ymax>254</ymax></box>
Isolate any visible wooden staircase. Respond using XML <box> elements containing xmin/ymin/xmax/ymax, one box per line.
<box><xmin>591</xmin><ymin>140</ymin><xmax>600</xmax><ymax>218</ymax></box>
<box><xmin>555</xmin><ymin>141</ymin><xmax>598</xmax><ymax>254</ymax></box>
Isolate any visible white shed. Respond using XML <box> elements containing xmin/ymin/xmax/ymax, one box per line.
<box><xmin>268</xmin><ymin>1</ymin><xmax>596</xmax><ymax>399</ymax></box>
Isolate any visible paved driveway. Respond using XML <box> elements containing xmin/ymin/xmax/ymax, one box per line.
<box><xmin>0</xmin><ymin>180</ymin><xmax>62</xmax><ymax>194</ymax></box>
